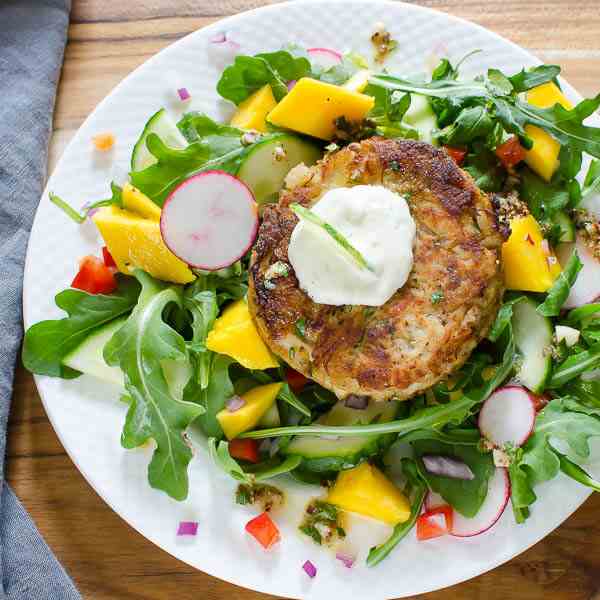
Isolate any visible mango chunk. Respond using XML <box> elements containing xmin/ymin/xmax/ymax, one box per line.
<box><xmin>327</xmin><ymin>463</ymin><xmax>411</xmax><ymax>525</ymax></box>
<box><xmin>93</xmin><ymin>206</ymin><xmax>194</xmax><ymax>284</ymax></box>
<box><xmin>122</xmin><ymin>183</ymin><xmax>162</xmax><ymax>221</ymax></box>
<box><xmin>502</xmin><ymin>214</ymin><xmax>561</xmax><ymax>292</ymax></box>
<box><xmin>217</xmin><ymin>382</ymin><xmax>283</xmax><ymax>440</ymax></box>
<box><xmin>206</xmin><ymin>299</ymin><xmax>278</xmax><ymax>370</ymax></box>
<box><xmin>267</xmin><ymin>78</ymin><xmax>375</xmax><ymax>140</ymax></box>
<box><xmin>524</xmin><ymin>82</ymin><xmax>572</xmax><ymax>181</ymax></box>
<box><xmin>230</xmin><ymin>84</ymin><xmax>277</xmax><ymax>133</ymax></box>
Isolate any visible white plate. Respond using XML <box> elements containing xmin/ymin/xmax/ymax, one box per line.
<box><xmin>23</xmin><ymin>1</ymin><xmax>600</xmax><ymax>598</ymax></box>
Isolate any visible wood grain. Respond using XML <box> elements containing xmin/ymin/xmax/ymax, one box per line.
<box><xmin>10</xmin><ymin>1</ymin><xmax>600</xmax><ymax>598</ymax></box>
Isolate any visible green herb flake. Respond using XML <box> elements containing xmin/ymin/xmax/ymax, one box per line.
<box><xmin>431</xmin><ymin>291</ymin><xmax>444</xmax><ymax>305</ymax></box>
<box><xmin>295</xmin><ymin>317</ymin><xmax>307</xmax><ymax>339</ymax></box>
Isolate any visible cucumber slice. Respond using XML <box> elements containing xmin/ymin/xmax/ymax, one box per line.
<box><xmin>63</xmin><ymin>318</ymin><xmax>126</xmax><ymax>386</ymax></box>
<box><xmin>403</xmin><ymin>95</ymin><xmax>438</xmax><ymax>145</ymax></box>
<box><xmin>512</xmin><ymin>297</ymin><xmax>553</xmax><ymax>393</ymax></box>
<box><xmin>282</xmin><ymin>399</ymin><xmax>400</xmax><ymax>472</ymax></box>
<box><xmin>552</xmin><ymin>210</ymin><xmax>575</xmax><ymax>243</ymax></box>
<box><xmin>63</xmin><ymin>317</ymin><xmax>191</xmax><ymax>399</ymax></box>
<box><xmin>131</xmin><ymin>108</ymin><xmax>188</xmax><ymax>172</ymax></box>
<box><xmin>237</xmin><ymin>134</ymin><xmax>322</xmax><ymax>205</ymax></box>
<box><xmin>259</xmin><ymin>402</ymin><xmax>281</xmax><ymax>428</ymax></box>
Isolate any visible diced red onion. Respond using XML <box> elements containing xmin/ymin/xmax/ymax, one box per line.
<box><xmin>209</xmin><ymin>31</ymin><xmax>241</xmax><ymax>51</ymax></box>
<box><xmin>344</xmin><ymin>394</ymin><xmax>369</xmax><ymax>410</ymax></box>
<box><xmin>287</xmin><ymin>79</ymin><xmax>297</xmax><ymax>92</ymax></box>
<box><xmin>177</xmin><ymin>87</ymin><xmax>191</xmax><ymax>102</ymax></box>
<box><xmin>302</xmin><ymin>560</ymin><xmax>317</xmax><ymax>578</ymax></box>
<box><xmin>226</xmin><ymin>395</ymin><xmax>245</xmax><ymax>412</ymax></box>
<box><xmin>422</xmin><ymin>455</ymin><xmax>475</xmax><ymax>480</ymax></box>
<box><xmin>177</xmin><ymin>521</ymin><xmax>198</xmax><ymax>536</ymax></box>
<box><xmin>335</xmin><ymin>552</ymin><xmax>355</xmax><ymax>568</ymax></box>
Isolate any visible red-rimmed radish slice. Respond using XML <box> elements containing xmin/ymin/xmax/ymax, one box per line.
<box><xmin>557</xmin><ymin>237</ymin><xmax>600</xmax><ymax>309</ymax></box>
<box><xmin>424</xmin><ymin>490</ymin><xmax>446</xmax><ymax>511</ymax></box>
<box><xmin>160</xmin><ymin>171</ymin><xmax>258</xmax><ymax>271</ymax></box>
<box><xmin>478</xmin><ymin>385</ymin><xmax>536</xmax><ymax>448</ymax></box>
<box><xmin>450</xmin><ymin>468</ymin><xmax>510</xmax><ymax>537</ymax></box>
<box><xmin>307</xmin><ymin>47</ymin><xmax>343</xmax><ymax>69</ymax></box>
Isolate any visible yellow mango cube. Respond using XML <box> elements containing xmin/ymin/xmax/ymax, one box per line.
<box><xmin>524</xmin><ymin>82</ymin><xmax>572</xmax><ymax>181</ymax></box>
<box><xmin>206</xmin><ymin>299</ymin><xmax>278</xmax><ymax>370</ymax></box>
<box><xmin>217</xmin><ymin>382</ymin><xmax>283</xmax><ymax>440</ymax></box>
<box><xmin>93</xmin><ymin>206</ymin><xmax>194</xmax><ymax>284</ymax></box>
<box><xmin>328</xmin><ymin>463</ymin><xmax>411</xmax><ymax>525</ymax></box>
<box><xmin>230</xmin><ymin>84</ymin><xmax>277</xmax><ymax>133</ymax></box>
<box><xmin>122</xmin><ymin>183</ymin><xmax>162</xmax><ymax>221</ymax></box>
<box><xmin>502</xmin><ymin>214</ymin><xmax>561</xmax><ymax>292</ymax></box>
<box><xmin>267</xmin><ymin>78</ymin><xmax>375</xmax><ymax>140</ymax></box>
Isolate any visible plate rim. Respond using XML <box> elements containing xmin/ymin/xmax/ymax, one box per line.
<box><xmin>22</xmin><ymin>1</ymin><xmax>594</xmax><ymax>598</ymax></box>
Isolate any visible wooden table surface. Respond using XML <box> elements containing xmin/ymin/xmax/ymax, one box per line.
<box><xmin>8</xmin><ymin>1</ymin><xmax>600</xmax><ymax>598</ymax></box>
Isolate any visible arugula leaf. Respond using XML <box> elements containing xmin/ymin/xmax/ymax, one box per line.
<box><xmin>488</xmin><ymin>296</ymin><xmax>525</xmax><ymax>342</ymax></box>
<box><xmin>537</xmin><ymin>251</ymin><xmax>583</xmax><ymax>317</ymax></box>
<box><xmin>217</xmin><ymin>51</ymin><xmax>311</xmax><ymax>105</ymax></box>
<box><xmin>277</xmin><ymin>382</ymin><xmax>311</xmax><ymax>418</ymax></box>
<box><xmin>104</xmin><ymin>270</ymin><xmax>204</xmax><ymax>500</ymax></box>
<box><xmin>520</xmin><ymin>167</ymin><xmax>570</xmax><ymax>220</ymax></box>
<box><xmin>317</xmin><ymin>52</ymin><xmax>364</xmax><ymax>86</ymax></box>
<box><xmin>582</xmin><ymin>159</ymin><xmax>600</xmax><ymax>199</ymax></box>
<box><xmin>437</xmin><ymin>105</ymin><xmax>494</xmax><ymax>146</ymax></box>
<box><xmin>462</xmin><ymin>143</ymin><xmax>505</xmax><ymax>192</ymax></box>
<box><xmin>241</xmin><ymin>394</ymin><xmax>477</xmax><ymax>439</ymax></box>
<box><xmin>131</xmin><ymin>115</ymin><xmax>263</xmax><ymax>205</ymax></box>
<box><xmin>129</xmin><ymin>133</ymin><xmax>209</xmax><ymax>205</ymax></box>
<box><xmin>549</xmin><ymin>343</ymin><xmax>600</xmax><ymax>388</ymax></box>
<box><xmin>399</xmin><ymin>427</ymin><xmax>481</xmax><ymax>446</ymax></box>
<box><xmin>208</xmin><ymin>438</ymin><xmax>251</xmax><ymax>483</ymax></box>
<box><xmin>248</xmin><ymin>455</ymin><xmax>303</xmax><ymax>482</ymax></box>
<box><xmin>191</xmin><ymin>354</ymin><xmax>235</xmax><ymax>439</ymax></box>
<box><xmin>509</xmin><ymin>398</ymin><xmax>600</xmax><ymax>519</ymax></box>
<box><xmin>413</xmin><ymin>439</ymin><xmax>494</xmax><ymax>517</ymax></box>
<box><xmin>49</xmin><ymin>183</ymin><xmax>123</xmax><ymax>224</ymax></box>
<box><xmin>508</xmin><ymin>458</ymin><xmax>536</xmax><ymax>523</ymax></box>
<box><xmin>560</xmin><ymin>379</ymin><xmax>600</xmax><ymax>410</ymax></box>
<box><xmin>509</xmin><ymin>64</ymin><xmax>561</xmax><ymax>93</ymax></box>
<box><xmin>182</xmin><ymin>276</ymin><xmax>219</xmax><ymax>392</ymax></box>
<box><xmin>366</xmin><ymin>458</ymin><xmax>427</xmax><ymax>567</ymax></box>
<box><xmin>22</xmin><ymin>276</ymin><xmax>140</xmax><ymax>378</ymax></box>
<box><xmin>567</xmin><ymin>303</ymin><xmax>600</xmax><ymax>323</ymax></box>
<box><xmin>556</xmin><ymin>449</ymin><xmax>600</xmax><ymax>491</ymax></box>
<box><xmin>363</xmin><ymin>84</ymin><xmax>418</xmax><ymax>140</ymax></box>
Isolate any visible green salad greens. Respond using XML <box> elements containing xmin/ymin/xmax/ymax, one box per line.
<box><xmin>24</xmin><ymin>41</ymin><xmax>600</xmax><ymax>569</ymax></box>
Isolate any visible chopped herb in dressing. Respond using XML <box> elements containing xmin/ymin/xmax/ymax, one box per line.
<box><xmin>299</xmin><ymin>500</ymin><xmax>346</xmax><ymax>546</ymax></box>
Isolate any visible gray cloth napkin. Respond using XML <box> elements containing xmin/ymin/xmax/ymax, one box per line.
<box><xmin>0</xmin><ymin>1</ymin><xmax>81</xmax><ymax>598</ymax></box>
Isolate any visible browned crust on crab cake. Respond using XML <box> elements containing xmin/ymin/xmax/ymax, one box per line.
<box><xmin>248</xmin><ymin>138</ymin><xmax>505</xmax><ymax>401</ymax></box>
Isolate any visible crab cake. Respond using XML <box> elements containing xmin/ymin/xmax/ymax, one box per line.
<box><xmin>248</xmin><ymin>138</ymin><xmax>505</xmax><ymax>401</ymax></box>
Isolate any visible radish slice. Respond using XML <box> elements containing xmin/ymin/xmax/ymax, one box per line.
<box><xmin>160</xmin><ymin>171</ymin><xmax>258</xmax><ymax>270</ymax></box>
<box><xmin>307</xmin><ymin>47</ymin><xmax>343</xmax><ymax>69</ymax></box>
<box><xmin>557</xmin><ymin>237</ymin><xmax>600</xmax><ymax>309</ymax></box>
<box><xmin>424</xmin><ymin>490</ymin><xmax>446</xmax><ymax>511</ymax></box>
<box><xmin>478</xmin><ymin>385</ymin><xmax>536</xmax><ymax>448</ymax></box>
<box><xmin>451</xmin><ymin>468</ymin><xmax>510</xmax><ymax>537</ymax></box>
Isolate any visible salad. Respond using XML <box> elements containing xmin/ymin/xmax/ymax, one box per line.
<box><xmin>23</xmin><ymin>30</ymin><xmax>600</xmax><ymax>571</ymax></box>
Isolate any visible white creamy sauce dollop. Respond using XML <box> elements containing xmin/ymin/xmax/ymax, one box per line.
<box><xmin>288</xmin><ymin>185</ymin><xmax>416</xmax><ymax>306</ymax></box>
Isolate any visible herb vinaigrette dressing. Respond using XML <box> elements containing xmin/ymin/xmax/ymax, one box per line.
<box><xmin>288</xmin><ymin>185</ymin><xmax>416</xmax><ymax>306</ymax></box>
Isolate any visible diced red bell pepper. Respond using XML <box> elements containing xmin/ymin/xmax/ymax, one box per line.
<box><xmin>495</xmin><ymin>136</ymin><xmax>526</xmax><ymax>168</ymax></box>
<box><xmin>416</xmin><ymin>505</ymin><xmax>453</xmax><ymax>541</ymax></box>
<box><xmin>443</xmin><ymin>146</ymin><xmax>467</xmax><ymax>166</ymax></box>
<box><xmin>285</xmin><ymin>367</ymin><xmax>309</xmax><ymax>394</ymax></box>
<box><xmin>245</xmin><ymin>512</ymin><xmax>280</xmax><ymax>549</ymax></box>
<box><xmin>229</xmin><ymin>438</ymin><xmax>260</xmax><ymax>463</ymax></box>
<box><xmin>71</xmin><ymin>255</ymin><xmax>117</xmax><ymax>295</ymax></box>
<box><xmin>102</xmin><ymin>246</ymin><xmax>117</xmax><ymax>269</ymax></box>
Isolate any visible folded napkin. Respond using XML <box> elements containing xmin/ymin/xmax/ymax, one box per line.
<box><xmin>0</xmin><ymin>1</ymin><xmax>80</xmax><ymax>598</ymax></box>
